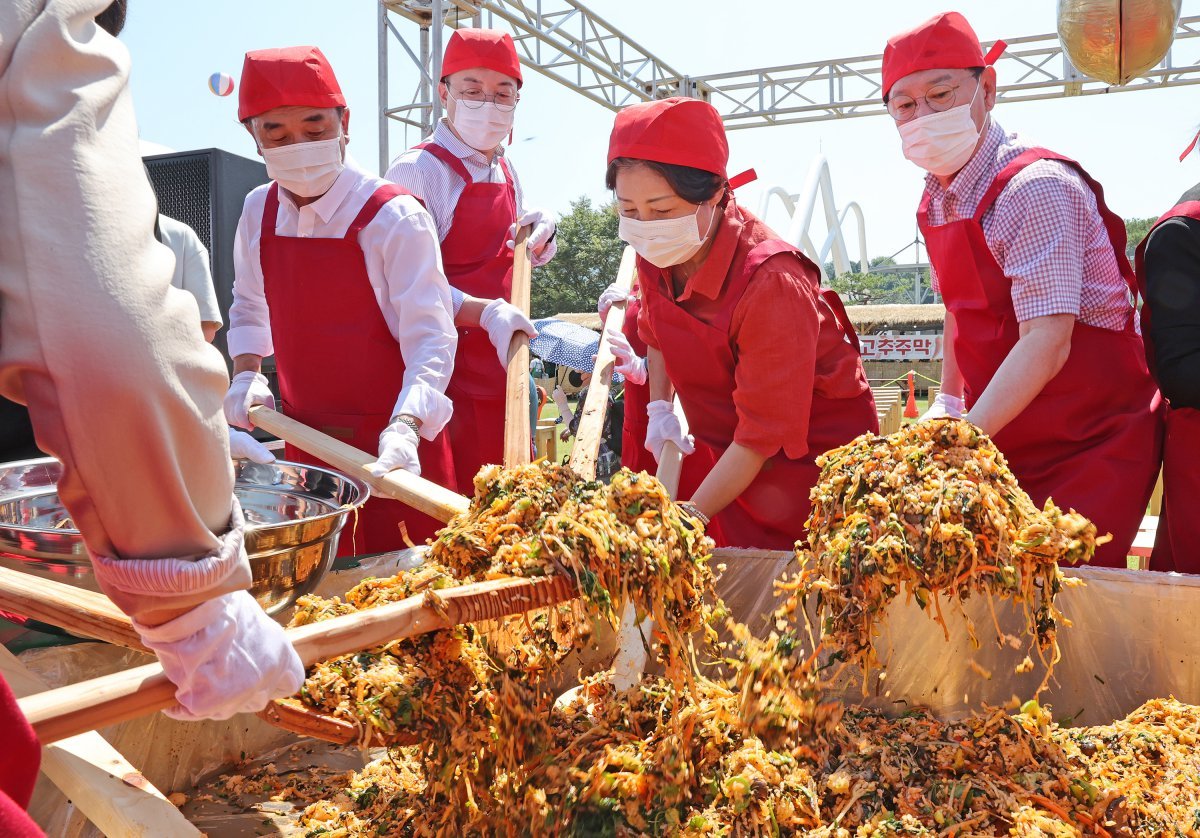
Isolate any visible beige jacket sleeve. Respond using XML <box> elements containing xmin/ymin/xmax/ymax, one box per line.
<box><xmin>0</xmin><ymin>0</ymin><xmax>237</xmax><ymax>567</ymax></box>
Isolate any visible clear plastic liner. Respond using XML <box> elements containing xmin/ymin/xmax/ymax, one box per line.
<box><xmin>1058</xmin><ymin>0</ymin><xmax>1180</xmax><ymax>84</ymax></box>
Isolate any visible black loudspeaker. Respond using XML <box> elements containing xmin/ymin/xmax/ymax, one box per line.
<box><xmin>142</xmin><ymin>148</ymin><xmax>269</xmax><ymax>370</ymax></box>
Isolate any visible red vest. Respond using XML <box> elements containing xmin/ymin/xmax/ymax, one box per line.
<box><xmin>919</xmin><ymin>149</ymin><xmax>1163</xmax><ymax>568</ymax></box>
<box><xmin>1134</xmin><ymin>202</ymin><xmax>1200</xmax><ymax>572</ymax></box>
<box><xmin>260</xmin><ymin>182</ymin><xmax>456</xmax><ymax>550</ymax></box>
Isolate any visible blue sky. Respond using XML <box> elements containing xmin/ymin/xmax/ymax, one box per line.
<box><xmin>124</xmin><ymin>0</ymin><xmax>1200</xmax><ymax>264</ymax></box>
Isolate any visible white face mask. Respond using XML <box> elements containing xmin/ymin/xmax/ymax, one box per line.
<box><xmin>260</xmin><ymin>135</ymin><xmax>345</xmax><ymax>198</ymax></box>
<box><xmin>898</xmin><ymin>85</ymin><xmax>985</xmax><ymax>177</ymax></box>
<box><xmin>450</xmin><ymin>100</ymin><xmax>515</xmax><ymax>151</ymax></box>
<box><xmin>618</xmin><ymin>202</ymin><xmax>717</xmax><ymax>269</ymax></box>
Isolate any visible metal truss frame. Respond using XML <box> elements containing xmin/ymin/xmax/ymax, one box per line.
<box><xmin>378</xmin><ymin>2</ymin><xmax>1200</xmax><ymax>168</ymax></box>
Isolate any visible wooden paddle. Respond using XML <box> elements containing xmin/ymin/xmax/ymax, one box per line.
<box><xmin>568</xmin><ymin>245</ymin><xmax>636</xmax><ymax>477</ymax></box>
<box><xmin>249</xmin><ymin>405</ymin><xmax>469</xmax><ymax>522</ymax></box>
<box><xmin>0</xmin><ymin>566</ymin><xmax>146</xmax><ymax>652</ymax></box>
<box><xmin>19</xmin><ymin>573</ymin><xmax>576</xmax><ymax>745</ymax></box>
<box><xmin>503</xmin><ymin>225</ymin><xmax>533</xmax><ymax>467</ymax></box>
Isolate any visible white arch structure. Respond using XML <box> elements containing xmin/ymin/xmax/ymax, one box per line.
<box><xmin>754</xmin><ymin>155</ymin><xmax>869</xmax><ymax>281</ymax></box>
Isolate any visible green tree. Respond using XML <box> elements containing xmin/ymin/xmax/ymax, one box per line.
<box><xmin>828</xmin><ymin>271</ymin><xmax>915</xmax><ymax>305</ymax></box>
<box><xmin>531</xmin><ymin>197</ymin><xmax>625</xmax><ymax>318</ymax></box>
<box><xmin>1124</xmin><ymin>217</ymin><xmax>1158</xmax><ymax>261</ymax></box>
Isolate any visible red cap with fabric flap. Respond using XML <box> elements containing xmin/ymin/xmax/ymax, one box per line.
<box><xmin>881</xmin><ymin>11</ymin><xmax>1006</xmax><ymax>98</ymax></box>
<box><xmin>608</xmin><ymin>97</ymin><xmax>730</xmax><ymax>179</ymax></box>
<box><xmin>238</xmin><ymin>45</ymin><xmax>346</xmax><ymax>122</ymax></box>
<box><xmin>441</xmin><ymin>29</ymin><xmax>523</xmax><ymax>87</ymax></box>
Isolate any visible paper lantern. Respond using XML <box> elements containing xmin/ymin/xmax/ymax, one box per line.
<box><xmin>1058</xmin><ymin>0</ymin><xmax>1180</xmax><ymax>85</ymax></box>
<box><xmin>208</xmin><ymin>72</ymin><xmax>235</xmax><ymax>97</ymax></box>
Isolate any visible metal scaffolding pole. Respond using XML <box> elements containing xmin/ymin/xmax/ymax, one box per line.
<box><xmin>379</xmin><ymin>2</ymin><xmax>1200</xmax><ymax>136</ymax></box>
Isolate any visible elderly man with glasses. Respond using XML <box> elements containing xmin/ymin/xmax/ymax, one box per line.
<box><xmin>883</xmin><ymin>11</ymin><xmax>1163</xmax><ymax>567</ymax></box>
<box><xmin>387</xmin><ymin>29</ymin><xmax>549</xmax><ymax>494</ymax></box>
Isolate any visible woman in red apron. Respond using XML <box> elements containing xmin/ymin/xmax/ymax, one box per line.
<box><xmin>606</xmin><ymin>98</ymin><xmax>878</xmax><ymax>550</ymax></box>
<box><xmin>1134</xmin><ymin>186</ymin><xmax>1200</xmax><ymax>573</ymax></box>
<box><xmin>882</xmin><ymin>12</ymin><xmax>1163</xmax><ymax>567</ymax></box>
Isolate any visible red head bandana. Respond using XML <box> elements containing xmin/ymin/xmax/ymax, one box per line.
<box><xmin>882</xmin><ymin>11</ymin><xmax>1005</xmax><ymax>99</ymax></box>
<box><xmin>441</xmin><ymin>29</ymin><xmax>523</xmax><ymax>88</ymax></box>
<box><xmin>238</xmin><ymin>45</ymin><xmax>345</xmax><ymax>122</ymax></box>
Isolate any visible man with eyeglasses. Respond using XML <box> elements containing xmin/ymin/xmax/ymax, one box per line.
<box><xmin>225</xmin><ymin>46</ymin><xmax>463</xmax><ymax>551</ymax></box>
<box><xmin>883</xmin><ymin>11</ymin><xmax>1162</xmax><ymax>567</ymax></box>
<box><xmin>387</xmin><ymin>28</ymin><xmax>551</xmax><ymax>494</ymax></box>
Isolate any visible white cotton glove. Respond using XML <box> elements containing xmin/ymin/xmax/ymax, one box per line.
<box><xmin>597</xmin><ymin>283</ymin><xmax>630</xmax><ymax>320</ymax></box>
<box><xmin>223</xmin><ymin>371</ymin><xmax>275</xmax><ymax>430</ymax></box>
<box><xmin>921</xmin><ymin>393</ymin><xmax>966</xmax><ymax>421</ymax></box>
<box><xmin>479</xmin><ymin>298</ymin><xmax>538</xmax><ymax>365</ymax></box>
<box><xmin>134</xmin><ymin>590</ymin><xmax>305</xmax><ymax>721</ymax></box>
<box><xmin>368</xmin><ymin>420</ymin><xmax>421</xmax><ymax>478</ymax></box>
<box><xmin>507</xmin><ymin>209</ymin><xmax>556</xmax><ymax>257</ymax></box>
<box><xmin>228</xmin><ymin>429</ymin><xmax>276</xmax><ymax>464</ymax></box>
<box><xmin>644</xmin><ymin>400</ymin><xmax>695</xmax><ymax>462</ymax></box>
<box><xmin>606</xmin><ymin>329</ymin><xmax>647</xmax><ymax>386</ymax></box>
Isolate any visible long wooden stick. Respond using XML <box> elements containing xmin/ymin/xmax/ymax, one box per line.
<box><xmin>19</xmin><ymin>574</ymin><xmax>575</xmax><ymax>745</ymax></box>
<box><xmin>503</xmin><ymin>225</ymin><xmax>533</xmax><ymax>467</ymax></box>
<box><xmin>250</xmin><ymin>406</ymin><xmax>469</xmax><ymax>522</ymax></box>
<box><xmin>0</xmin><ymin>646</ymin><xmax>201</xmax><ymax>837</ymax></box>
<box><xmin>0</xmin><ymin>567</ymin><xmax>146</xmax><ymax>651</ymax></box>
<box><xmin>569</xmin><ymin>245</ymin><xmax>637</xmax><ymax>476</ymax></box>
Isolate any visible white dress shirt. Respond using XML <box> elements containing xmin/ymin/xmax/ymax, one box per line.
<box><xmin>227</xmin><ymin>160</ymin><xmax>457</xmax><ymax>436</ymax></box>
<box><xmin>158</xmin><ymin>214</ymin><xmax>222</xmax><ymax>326</ymax></box>
<box><xmin>385</xmin><ymin>119</ymin><xmax>556</xmax><ymax>268</ymax></box>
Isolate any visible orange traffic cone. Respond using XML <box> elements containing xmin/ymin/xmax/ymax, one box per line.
<box><xmin>904</xmin><ymin>371</ymin><xmax>919</xmax><ymax>419</ymax></box>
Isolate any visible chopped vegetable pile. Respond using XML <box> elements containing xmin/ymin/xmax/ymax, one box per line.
<box><xmin>221</xmin><ymin>429</ymin><xmax>1200</xmax><ymax>837</ymax></box>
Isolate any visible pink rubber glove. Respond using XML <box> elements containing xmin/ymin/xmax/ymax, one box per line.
<box><xmin>597</xmin><ymin>283</ymin><xmax>629</xmax><ymax>320</ymax></box>
<box><xmin>606</xmin><ymin>329</ymin><xmax>647</xmax><ymax>386</ymax></box>
<box><xmin>921</xmin><ymin>393</ymin><xmax>965</xmax><ymax>421</ymax></box>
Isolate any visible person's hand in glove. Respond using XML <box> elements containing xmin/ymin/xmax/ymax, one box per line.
<box><xmin>506</xmin><ymin>209</ymin><xmax>556</xmax><ymax>259</ymax></box>
<box><xmin>368</xmin><ymin>418</ymin><xmax>421</xmax><ymax>478</ymax></box>
<box><xmin>135</xmin><ymin>590</ymin><xmax>304</xmax><ymax>720</ymax></box>
<box><xmin>921</xmin><ymin>392</ymin><xmax>965</xmax><ymax>421</ymax></box>
<box><xmin>606</xmin><ymin>329</ymin><xmax>647</xmax><ymax>386</ymax></box>
<box><xmin>479</xmin><ymin>298</ymin><xmax>538</xmax><ymax>365</ymax></box>
<box><xmin>597</xmin><ymin>283</ymin><xmax>629</xmax><ymax>320</ymax></box>
<box><xmin>89</xmin><ymin>498</ymin><xmax>302</xmax><ymax>721</ymax></box>
<box><xmin>644</xmin><ymin>400</ymin><xmax>695</xmax><ymax>462</ymax></box>
<box><xmin>223</xmin><ymin>371</ymin><xmax>275</xmax><ymax>430</ymax></box>
<box><xmin>228</xmin><ymin>429</ymin><xmax>276</xmax><ymax>464</ymax></box>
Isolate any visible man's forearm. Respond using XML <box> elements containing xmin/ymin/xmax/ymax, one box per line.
<box><xmin>233</xmin><ymin>353</ymin><xmax>264</xmax><ymax>375</ymax></box>
<box><xmin>940</xmin><ymin>310</ymin><xmax>965</xmax><ymax>398</ymax></box>
<box><xmin>968</xmin><ymin>314</ymin><xmax>1075</xmax><ymax>436</ymax></box>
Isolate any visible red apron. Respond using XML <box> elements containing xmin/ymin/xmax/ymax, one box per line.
<box><xmin>0</xmin><ymin>676</ymin><xmax>42</xmax><ymax>836</ymax></box>
<box><xmin>639</xmin><ymin>231</ymin><xmax>877</xmax><ymax>550</ymax></box>
<box><xmin>919</xmin><ymin>149</ymin><xmax>1163</xmax><ymax>568</ymax></box>
<box><xmin>260</xmin><ymin>183</ymin><xmax>456</xmax><ymax>552</ymax></box>
<box><xmin>414</xmin><ymin>143</ymin><xmax>517</xmax><ymax>495</ymax></box>
<box><xmin>620</xmin><ymin>291</ymin><xmax>656</xmax><ymax>475</ymax></box>
<box><xmin>1134</xmin><ymin>202</ymin><xmax>1200</xmax><ymax>572</ymax></box>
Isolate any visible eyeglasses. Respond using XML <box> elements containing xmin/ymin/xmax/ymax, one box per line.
<box><xmin>886</xmin><ymin>81</ymin><xmax>972</xmax><ymax>122</ymax></box>
<box><xmin>448</xmin><ymin>88</ymin><xmax>520</xmax><ymax>113</ymax></box>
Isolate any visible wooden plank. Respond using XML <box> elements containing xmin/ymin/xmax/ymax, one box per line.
<box><xmin>0</xmin><ymin>567</ymin><xmax>145</xmax><ymax>651</ymax></box>
<box><xmin>20</xmin><ymin>574</ymin><xmax>576</xmax><ymax>744</ymax></box>
<box><xmin>0</xmin><ymin>646</ymin><xmax>200</xmax><ymax>837</ymax></box>
<box><xmin>250</xmin><ymin>406</ymin><xmax>469</xmax><ymax>522</ymax></box>
<box><xmin>503</xmin><ymin>226</ymin><xmax>533</xmax><ymax>467</ymax></box>
<box><xmin>569</xmin><ymin>246</ymin><xmax>636</xmax><ymax>477</ymax></box>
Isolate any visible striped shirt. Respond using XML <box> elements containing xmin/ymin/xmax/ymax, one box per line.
<box><xmin>924</xmin><ymin>119</ymin><xmax>1132</xmax><ymax>331</ymax></box>
<box><xmin>385</xmin><ymin>119</ymin><xmax>556</xmax><ymax>268</ymax></box>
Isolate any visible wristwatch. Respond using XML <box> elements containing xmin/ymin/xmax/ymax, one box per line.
<box><xmin>391</xmin><ymin>414</ymin><xmax>421</xmax><ymax>437</ymax></box>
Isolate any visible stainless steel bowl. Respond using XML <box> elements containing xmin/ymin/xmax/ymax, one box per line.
<box><xmin>0</xmin><ymin>457</ymin><xmax>369</xmax><ymax>616</ymax></box>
